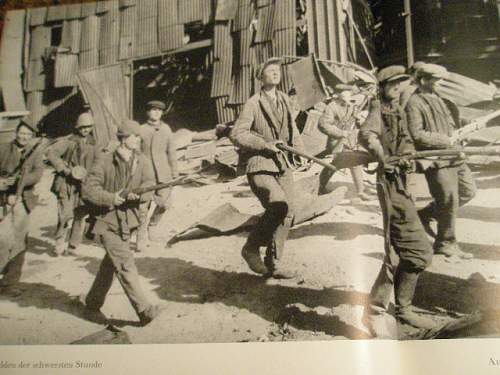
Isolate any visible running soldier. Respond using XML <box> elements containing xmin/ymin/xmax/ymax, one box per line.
<box><xmin>360</xmin><ymin>66</ymin><xmax>436</xmax><ymax>337</ymax></box>
<box><xmin>47</xmin><ymin>112</ymin><xmax>101</xmax><ymax>256</ymax></box>
<box><xmin>0</xmin><ymin>120</ymin><xmax>44</xmax><ymax>296</ymax></box>
<box><xmin>80</xmin><ymin>120</ymin><xmax>163</xmax><ymax>325</ymax></box>
<box><xmin>230</xmin><ymin>57</ymin><xmax>305</xmax><ymax>279</ymax></box>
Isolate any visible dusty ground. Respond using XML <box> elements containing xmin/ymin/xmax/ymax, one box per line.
<box><xmin>1</xmin><ymin>156</ymin><xmax>499</xmax><ymax>344</ymax></box>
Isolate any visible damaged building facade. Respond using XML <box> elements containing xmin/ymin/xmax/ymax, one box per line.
<box><xmin>0</xmin><ymin>0</ymin><xmax>373</xmax><ymax>145</ymax></box>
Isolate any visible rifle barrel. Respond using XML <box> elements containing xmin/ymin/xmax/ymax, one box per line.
<box><xmin>276</xmin><ymin>143</ymin><xmax>338</xmax><ymax>172</ymax></box>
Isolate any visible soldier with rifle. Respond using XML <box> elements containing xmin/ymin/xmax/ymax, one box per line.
<box><xmin>79</xmin><ymin>120</ymin><xmax>163</xmax><ymax>325</ymax></box>
<box><xmin>47</xmin><ymin>112</ymin><xmax>101</xmax><ymax>256</ymax></box>
<box><xmin>359</xmin><ymin>66</ymin><xmax>436</xmax><ymax>337</ymax></box>
<box><xmin>0</xmin><ymin>120</ymin><xmax>44</xmax><ymax>296</ymax></box>
<box><xmin>406</xmin><ymin>63</ymin><xmax>476</xmax><ymax>259</ymax></box>
<box><xmin>318</xmin><ymin>83</ymin><xmax>375</xmax><ymax>200</ymax></box>
<box><xmin>230</xmin><ymin>57</ymin><xmax>305</xmax><ymax>279</ymax></box>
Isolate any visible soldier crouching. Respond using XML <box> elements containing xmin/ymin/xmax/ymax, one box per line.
<box><xmin>79</xmin><ymin>120</ymin><xmax>163</xmax><ymax>326</ymax></box>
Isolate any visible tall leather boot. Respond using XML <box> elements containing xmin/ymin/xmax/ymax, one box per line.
<box><xmin>395</xmin><ymin>269</ymin><xmax>436</xmax><ymax>329</ymax></box>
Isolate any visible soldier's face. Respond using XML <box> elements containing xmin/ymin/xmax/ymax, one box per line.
<box><xmin>16</xmin><ymin>125</ymin><xmax>34</xmax><ymax>146</ymax></box>
<box><xmin>383</xmin><ymin>80</ymin><xmax>402</xmax><ymax>101</ymax></box>
<box><xmin>261</xmin><ymin>64</ymin><xmax>281</xmax><ymax>87</ymax></box>
<box><xmin>123</xmin><ymin>134</ymin><xmax>141</xmax><ymax>151</ymax></box>
<box><xmin>147</xmin><ymin>108</ymin><xmax>163</xmax><ymax>122</ymax></box>
<box><xmin>78</xmin><ymin>125</ymin><xmax>93</xmax><ymax>137</ymax></box>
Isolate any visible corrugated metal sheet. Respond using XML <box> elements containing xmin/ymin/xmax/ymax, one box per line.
<box><xmin>233</xmin><ymin>1</ymin><xmax>254</xmax><ymax>31</ymax></box>
<box><xmin>213</xmin><ymin>22</ymin><xmax>232</xmax><ymax>59</ymax></box>
<box><xmin>99</xmin><ymin>0</ymin><xmax>120</xmax><ymax>64</ymax></box>
<box><xmin>47</xmin><ymin>5</ymin><xmax>67</xmax><ymax>22</ymax></box>
<box><xmin>159</xmin><ymin>24</ymin><xmax>184</xmax><ymax>52</ymax></box>
<box><xmin>158</xmin><ymin>0</ymin><xmax>178</xmax><ymax>27</ymax></box>
<box><xmin>66</xmin><ymin>4</ymin><xmax>82</xmax><ymax>19</ymax></box>
<box><xmin>256</xmin><ymin>0</ymin><xmax>273</xmax><ymax>7</ymax></box>
<box><xmin>120</xmin><ymin>0</ymin><xmax>137</xmax><ymax>7</ymax></box>
<box><xmin>201</xmin><ymin>0</ymin><xmax>213</xmax><ymax>24</ymax></box>
<box><xmin>215</xmin><ymin>96</ymin><xmax>235</xmax><ymax>124</ymax></box>
<box><xmin>29</xmin><ymin>7</ymin><xmax>47</xmax><ymax>26</ymax></box>
<box><xmin>26</xmin><ymin>59</ymin><xmax>46</xmax><ymax>92</ymax></box>
<box><xmin>81</xmin><ymin>2</ymin><xmax>97</xmax><ymax>17</ymax></box>
<box><xmin>273</xmin><ymin>0</ymin><xmax>295</xmax><ymax>32</ymax></box>
<box><xmin>29</xmin><ymin>25</ymin><xmax>51</xmax><ymax>60</ymax></box>
<box><xmin>253</xmin><ymin>65</ymin><xmax>261</xmax><ymax>92</ymax></box>
<box><xmin>135</xmin><ymin>0</ymin><xmax>159</xmax><ymax>57</ymax></box>
<box><xmin>61</xmin><ymin>19</ymin><xmax>82</xmax><ymax>53</ymax></box>
<box><xmin>254</xmin><ymin>41</ymin><xmax>272</xmax><ymax>64</ymax></box>
<box><xmin>96</xmin><ymin>0</ymin><xmax>112</xmax><ymax>14</ymax></box>
<box><xmin>272</xmin><ymin>28</ymin><xmax>295</xmax><ymax>57</ymax></box>
<box><xmin>54</xmin><ymin>53</ymin><xmax>79</xmax><ymax>87</ymax></box>
<box><xmin>26</xmin><ymin>91</ymin><xmax>47</xmax><ymax>126</ymax></box>
<box><xmin>119</xmin><ymin>5</ymin><xmax>136</xmax><ymax>60</ymax></box>
<box><xmin>239</xmin><ymin>29</ymin><xmax>254</xmax><ymax>66</ymax></box>
<box><xmin>79</xmin><ymin>49</ymin><xmax>99</xmax><ymax>70</ymax></box>
<box><xmin>80</xmin><ymin>16</ymin><xmax>100</xmax><ymax>52</ymax></box>
<box><xmin>255</xmin><ymin>4</ymin><xmax>274</xmax><ymax>43</ymax></box>
<box><xmin>229</xmin><ymin>65</ymin><xmax>251</xmax><ymax>104</ymax></box>
<box><xmin>278</xmin><ymin>63</ymin><xmax>293</xmax><ymax>93</ymax></box>
<box><xmin>215</xmin><ymin>0</ymin><xmax>238</xmax><ymax>20</ymax></box>
<box><xmin>178</xmin><ymin>0</ymin><xmax>203</xmax><ymax>24</ymax></box>
<box><xmin>210</xmin><ymin>58</ymin><xmax>232</xmax><ymax>97</ymax></box>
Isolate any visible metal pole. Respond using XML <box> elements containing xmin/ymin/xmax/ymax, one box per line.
<box><xmin>403</xmin><ymin>0</ymin><xmax>415</xmax><ymax>66</ymax></box>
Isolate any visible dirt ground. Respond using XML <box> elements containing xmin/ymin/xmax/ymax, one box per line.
<box><xmin>1</xmin><ymin>156</ymin><xmax>500</xmax><ymax>344</ymax></box>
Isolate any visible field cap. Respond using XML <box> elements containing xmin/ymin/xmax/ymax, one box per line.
<box><xmin>417</xmin><ymin>63</ymin><xmax>449</xmax><ymax>79</ymax></box>
<box><xmin>377</xmin><ymin>65</ymin><xmax>410</xmax><ymax>84</ymax></box>
<box><xmin>76</xmin><ymin>112</ymin><xmax>95</xmax><ymax>128</ymax></box>
<box><xmin>146</xmin><ymin>100</ymin><xmax>166</xmax><ymax>110</ymax></box>
<box><xmin>117</xmin><ymin>120</ymin><xmax>141</xmax><ymax>138</ymax></box>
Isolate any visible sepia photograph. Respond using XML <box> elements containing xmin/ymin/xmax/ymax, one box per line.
<box><xmin>0</xmin><ymin>0</ymin><xmax>499</xmax><ymax>352</ymax></box>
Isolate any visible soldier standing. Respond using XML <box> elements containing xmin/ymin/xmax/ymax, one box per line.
<box><xmin>137</xmin><ymin>101</ymin><xmax>178</xmax><ymax>251</ymax></box>
<box><xmin>318</xmin><ymin>84</ymin><xmax>375</xmax><ymax>200</ymax></box>
<box><xmin>406</xmin><ymin>63</ymin><xmax>476</xmax><ymax>259</ymax></box>
<box><xmin>359</xmin><ymin>66</ymin><xmax>436</xmax><ymax>337</ymax></box>
<box><xmin>80</xmin><ymin>120</ymin><xmax>163</xmax><ymax>325</ymax></box>
<box><xmin>47</xmin><ymin>112</ymin><xmax>101</xmax><ymax>256</ymax></box>
<box><xmin>0</xmin><ymin>120</ymin><xmax>44</xmax><ymax>296</ymax></box>
<box><xmin>230</xmin><ymin>57</ymin><xmax>305</xmax><ymax>279</ymax></box>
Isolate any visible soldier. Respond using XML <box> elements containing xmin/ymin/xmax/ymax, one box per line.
<box><xmin>230</xmin><ymin>57</ymin><xmax>305</xmax><ymax>279</ymax></box>
<box><xmin>406</xmin><ymin>63</ymin><xmax>476</xmax><ymax>259</ymax></box>
<box><xmin>137</xmin><ymin>100</ymin><xmax>178</xmax><ymax>251</ymax></box>
<box><xmin>359</xmin><ymin>66</ymin><xmax>436</xmax><ymax>337</ymax></box>
<box><xmin>47</xmin><ymin>112</ymin><xmax>101</xmax><ymax>256</ymax></box>
<box><xmin>0</xmin><ymin>120</ymin><xmax>44</xmax><ymax>296</ymax></box>
<box><xmin>80</xmin><ymin>120</ymin><xmax>163</xmax><ymax>325</ymax></box>
<box><xmin>318</xmin><ymin>84</ymin><xmax>375</xmax><ymax>200</ymax></box>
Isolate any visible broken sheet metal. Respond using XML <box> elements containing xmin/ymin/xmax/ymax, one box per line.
<box><xmin>65</xmin><ymin>4</ymin><xmax>82</xmax><ymax>19</ymax></box>
<box><xmin>278</xmin><ymin>63</ymin><xmax>294</xmax><ymax>94</ymax></box>
<box><xmin>213</xmin><ymin>22</ymin><xmax>232</xmax><ymax>59</ymax></box>
<box><xmin>239</xmin><ymin>29</ymin><xmax>255</xmax><ymax>66</ymax></box>
<box><xmin>272</xmin><ymin>28</ymin><xmax>296</xmax><ymax>58</ymax></box>
<box><xmin>211</xmin><ymin>58</ymin><xmax>233</xmax><ymax>98</ymax></box>
<box><xmin>81</xmin><ymin>2</ymin><xmax>97</xmax><ymax>17</ymax></box>
<box><xmin>29</xmin><ymin>7</ymin><xmax>47</xmax><ymax>27</ymax></box>
<box><xmin>119</xmin><ymin>5</ymin><xmax>136</xmax><ymax>60</ymax></box>
<box><xmin>99</xmin><ymin>1</ymin><xmax>120</xmax><ymax>65</ymax></box>
<box><xmin>300</xmin><ymin>109</ymin><xmax>329</xmax><ymax>156</ymax></box>
<box><xmin>257</xmin><ymin>0</ymin><xmax>273</xmax><ymax>7</ymax></box>
<box><xmin>167</xmin><ymin>184</ymin><xmax>348</xmax><ymax>246</ymax></box>
<box><xmin>159</xmin><ymin>24</ymin><xmax>185</xmax><ymax>52</ymax></box>
<box><xmin>436</xmin><ymin>73</ymin><xmax>497</xmax><ymax>107</ymax></box>
<box><xmin>61</xmin><ymin>19</ymin><xmax>82</xmax><ymax>54</ymax></box>
<box><xmin>135</xmin><ymin>0</ymin><xmax>160</xmax><ymax>57</ymax></box>
<box><xmin>80</xmin><ymin>15</ymin><xmax>100</xmax><ymax>53</ymax></box>
<box><xmin>273</xmin><ymin>0</ymin><xmax>295</xmax><ymax>32</ymax></box>
<box><xmin>26</xmin><ymin>59</ymin><xmax>46</xmax><ymax>92</ymax></box>
<box><xmin>201</xmin><ymin>0</ymin><xmax>213</xmax><ymax>24</ymax></box>
<box><xmin>54</xmin><ymin>53</ymin><xmax>79</xmax><ymax>87</ymax></box>
<box><xmin>119</xmin><ymin>0</ymin><xmax>137</xmax><ymax>7</ymax></box>
<box><xmin>96</xmin><ymin>0</ymin><xmax>112</xmax><ymax>14</ymax></box>
<box><xmin>26</xmin><ymin>91</ymin><xmax>47</xmax><ymax>126</ymax></box>
<box><xmin>233</xmin><ymin>0</ymin><xmax>255</xmax><ymax>32</ymax></box>
<box><xmin>215</xmin><ymin>0</ymin><xmax>239</xmax><ymax>21</ymax></box>
<box><xmin>229</xmin><ymin>66</ymin><xmax>252</xmax><ymax>105</ymax></box>
<box><xmin>79</xmin><ymin>49</ymin><xmax>99</xmax><ymax>70</ymax></box>
<box><xmin>254</xmin><ymin>41</ymin><xmax>272</xmax><ymax>65</ymax></box>
<box><xmin>47</xmin><ymin>4</ymin><xmax>67</xmax><ymax>22</ymax></box>
<box><xmin>288</xmin><ymin>55</ymin><xmax>328</xmax><ymax>111</ymax></box>
<box><xmin>178</xmin><ymin>0</ymin><xmax>203</xmax><ymax>24</ymax></box>
<box><xmin>215</xmin><ymin>96</ymin><xmax>236</xmax><ymax>124</ymax></box>
<box><xmin>158</xmin><ymin>0</ymin><xmax>178</xmax><ymax>27</ymax></box>
<box><xmin>0</xmin><ymin>10</ymin><xmax>27</xmax><ymax>111</ymax></box>
<box><xmin>255</xmin><ymin>4</ymin><xmax>274</xmax><ymax>43</ymax></box>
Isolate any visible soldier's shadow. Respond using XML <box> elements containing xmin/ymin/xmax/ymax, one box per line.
<box><xmin>133</xmin><ymin>257</ymin><xmax>371</xmax><ymax>340</ymax></box>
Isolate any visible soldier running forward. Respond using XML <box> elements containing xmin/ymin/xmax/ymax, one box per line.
<box><xmin>0</xmin><ymin>120</ymin><xmax>44</xmax><ymax>297</ymax></box>
<box><xmin>406</xmin><ymin>63</ymin><xmax>476</xmax><ymax>259</ymax></box>
<box><xmin>318</xmin><ymin>84</ymin><xmax>375</xmax><ymax>200</ymax></box>
<box><xmin>359</xmin><ymin>66</ymin><xmax>436</xmax><ymax>337</ymax></box>
<box><xmin>80</xmin><ymin>120</ymin><xmax>163</xmax><ymax>326</ymax></box>
<box><xmin>47</xmin><ymin>112</ymin><xmax>101</xmax><ymax>256</ymax></box>
<box><xmin>230</xmin><ymin>57</ymin><xmax>306</xmax><ymax>279</ymax></box>
<box><xmin>137</xmin><ymin>100</ymin><xmax>178</xmax><ymax>251</ymax></box>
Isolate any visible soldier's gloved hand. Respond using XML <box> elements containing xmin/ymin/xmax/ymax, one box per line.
<box><xmin>113</xmin><ymin>190</ymin><xmax>126</xmax><ymax>206</ymax></box>
<box><xmin>263</xmin><ymin>141</ymin><xmax>283</xmax><ymax>156</ymax></box>
<box><xmin>127</xmin><ymin>192</ymin><xmax>140</xmax><ymax>201</ymax></box>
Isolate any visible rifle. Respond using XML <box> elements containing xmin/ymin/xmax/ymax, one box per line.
<box><xmin>118</xmin><ymin>174</ymin><xmax>197</xmax><ymax>200</ymax></box>
<box><xmin>453</xmin><ymin>110</ymin><xmax>500</xmax><ymax>142</ymax></box>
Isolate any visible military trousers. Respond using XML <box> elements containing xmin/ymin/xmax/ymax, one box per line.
<box><xmin>246</xmin><ymin>169</ymin><xmax>295</xmax><ymax>261</ymax></box>
<box><xmin>85</xmin><ymin>228</ymin><xmax>152</xmax><ymax>316</ymax></box>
